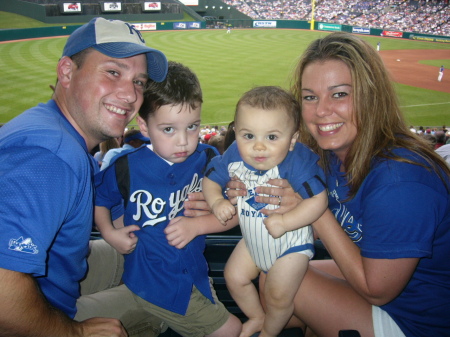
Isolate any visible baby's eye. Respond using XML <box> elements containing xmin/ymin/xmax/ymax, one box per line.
<box><xmin>163</xmin><ymin>127</ymin><xmax>174</xmax><ymax>134</ymax></box>
<box><xmin>267</xmin><ymin>135</ymin><xmax>277</xmax><ymax>141</ymax></box>
<box><xmin>243</xmin><ymin>134</ymin><xmax>254</xmax><ymax>140</ymax></box>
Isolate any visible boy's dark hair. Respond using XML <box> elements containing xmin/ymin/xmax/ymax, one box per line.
<box><xmin>139</xmin><ymin>61</ymin><xmax>203</xmax><ymax>120</ymax></box>
<box><xmin>235</xmin><ymin>86</ymin><xmax>300</xmax><ymax>132</ymax></box>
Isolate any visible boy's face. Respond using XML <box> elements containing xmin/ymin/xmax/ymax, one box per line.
<box><xmin>137</xmin><ymin>103</ymin><xmax>201</xmax><ymax>164</ymax></box>
<box><xmin>234</xmin><ymin>104</ymin><xmax>298</xmax><ymax>171</ymax></box>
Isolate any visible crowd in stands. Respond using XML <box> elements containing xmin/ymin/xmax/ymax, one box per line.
<box><xmin>222</xmin><ymin>0</ymin><xmax>450</xmax><ymax>36</ymax></box>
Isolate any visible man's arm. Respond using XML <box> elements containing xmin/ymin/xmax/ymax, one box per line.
<box><xmin>0</xmin><ymin>268</ymin><xmax>126</xmax><ymax>337</ymax></box>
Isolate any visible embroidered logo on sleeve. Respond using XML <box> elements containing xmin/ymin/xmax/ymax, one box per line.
<box><xmin>8</xmin><ymin>237</ymin><xmax>39</xmax><ymax>254</ymax></box>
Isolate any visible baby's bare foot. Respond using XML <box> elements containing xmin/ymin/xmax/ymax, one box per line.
<box><xmin>239</xmin><ymin>318</ymin><xmax>264</xmax><ymax>337</ymax></box>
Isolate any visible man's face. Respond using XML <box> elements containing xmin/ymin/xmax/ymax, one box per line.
<box><xmin>62</xmin><ymin>50</ymin><xmax>148</xmax><ymax>150</ymax></box>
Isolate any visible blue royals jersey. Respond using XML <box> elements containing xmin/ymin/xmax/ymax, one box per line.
<box><xmin>95</xmin><ymin>143</ymin><xmax>218</xmax><ymax>315</ymax></box>
<box><xmin>326</xmin><ymin>150</ymin><xmax>450</xmax><ymax>337</ymax></box>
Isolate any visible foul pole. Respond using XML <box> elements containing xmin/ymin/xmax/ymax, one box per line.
<box><xmin>310</xmin><ymin>0</ymin><xmax>316</xmax><ymax>30</ymax></box>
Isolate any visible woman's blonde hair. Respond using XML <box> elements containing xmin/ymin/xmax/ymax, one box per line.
<box><xmin>292</xmin><ymin>32</ymin><xmax>449</xmax><ymax>199</ymax></box>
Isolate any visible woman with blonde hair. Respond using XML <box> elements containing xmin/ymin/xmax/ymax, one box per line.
<box><xmin>223</xmin><ymin>32</ymin><xmax>450</xmax><ymax>336</ymax></box>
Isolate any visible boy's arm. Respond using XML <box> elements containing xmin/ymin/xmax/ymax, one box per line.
<box><xmin>165</xmin><ymin>213</ymin><xmax>239</xmax><ymax>249</ymax></box>
<box><xmin>202</xmin><ymin>177</ymin><xmax>236</xmax><ymax>225</ymax></box>
<box><xmin>264</xmin><ymin>190</ymin><xmax>328</xmax><ymax>239</ymax></box>
<box><xmin>95</xmin><ymin>206</ymin><xmax>140</xmax><ymax>255</ymax></box>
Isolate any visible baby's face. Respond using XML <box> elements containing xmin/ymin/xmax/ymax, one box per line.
<box><xmin>234</xmin><ymin>105</ymin><xmax>297</xmax><ymax>171</ymax></box>
<box><xmin>138</xmin><ymin>103</ymin><xmax>201</xmax><ymax>164</ymax></box>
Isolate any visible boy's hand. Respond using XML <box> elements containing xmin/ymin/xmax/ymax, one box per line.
<box><xmin>212</xmin><ymin>199</ymin><xmax>236</xmax><ymax>225</ymax></box>
<box><xmin>165</xmin><ymin>216</ymin><xmax>200</xmax><ymax>249</ymax></box>
<box><xmin>263</xmin><ymin>214</ymin><xmax>286</xmax><ymax>239</ymax></box>
<box><xmin>102</xmin><ymin>225</ymin><xmax>140</xmax><ymax>255</ymax></box>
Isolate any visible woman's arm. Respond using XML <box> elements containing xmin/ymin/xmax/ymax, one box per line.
<box><xmin>312</xmin><ymin>209</ymin><xmax>419</xmax><ymax>306</ymax></box>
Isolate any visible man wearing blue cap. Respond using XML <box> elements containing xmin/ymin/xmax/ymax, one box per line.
<box><xmin>0</xmin><ymin>18</ymin><xmax>167</xmax><ymax>336</ymax></box>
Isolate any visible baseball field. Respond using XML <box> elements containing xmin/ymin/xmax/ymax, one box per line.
<box><xmin>1</xmin><ymin>13</ymin><xmax>449</xmax><ymax>127</ymax></box>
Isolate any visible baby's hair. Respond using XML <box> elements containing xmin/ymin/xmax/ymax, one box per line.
<box><xmin>235</xmin><ymin>86</ymin><xmax>300</xmax><ymax>132</ymax></box>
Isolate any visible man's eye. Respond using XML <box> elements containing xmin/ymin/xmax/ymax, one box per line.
<box><xmin>134</xmin><ymin>79</ymin><xmax>146</xmax><ymax>87</ymax></box>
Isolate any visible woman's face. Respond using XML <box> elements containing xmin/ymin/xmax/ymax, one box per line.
<box><xmin>301</xmin><ymin>59</ymin><xmax>358</xmax><ymax>163</ymax></box>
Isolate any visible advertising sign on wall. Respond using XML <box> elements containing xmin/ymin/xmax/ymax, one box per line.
<box><xmin>352</xmin><ymin>27</ymin><xmax>370</xmax><ymax>34</ymax></box>
<box><xmin>102</xmin><ymin>2</ymin><xmax>122</xmax><ymax>12</ymax></box>
<box><xmin>318</xmin><ymin>23</ymin><xmax>341</xmax><ymax>31</ymax></box>
<box><xmin>132</xmin><ymin>23</ymin><xmax>157</xmax><ymax>31</ymax></box>
<box><xmin>62</xmin><ymin>2</ymin><xmax>82</xmax><ymax>13</ymax></box>
<box><xmin>142</xmin><ymin>2</ymin><xmax>161</xmax><ymax>11</ymax></box>
<box><xmin>253</xmin><ymin>21</ymin><xmax>277</xmax><ymax>28</ymax></box>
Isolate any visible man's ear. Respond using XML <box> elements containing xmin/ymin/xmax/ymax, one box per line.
<box><xmin>56</xmin><ymin>56</ymin><xmax>74</xmax><ymax>88</ymax></box>
<box><xmin>290</xmin><ymin>131</ymin><xmax>299</xmax><ymax>151</ymax></box>
<box><xmin>136</xmin><ymin>116</ymin><xmax>149</xmax><ymax>138</ymax></box>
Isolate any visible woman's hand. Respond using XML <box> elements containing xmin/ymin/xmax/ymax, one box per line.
<box><xmin>225</xmin><ymin>177</ymin><xmax>247</xmax><ymax>205</ymax></box>
<box><xmin>255</xmin><ymin>178</ymin><xmax>302</xmax><ymax>216</ymax></box>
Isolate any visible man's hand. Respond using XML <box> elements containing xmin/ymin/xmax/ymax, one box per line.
<box><xmin>183</xmin><ymin>192</ymin><xmax>211</xmax><ymax>217</ymax></box>
<box><xmin>77</xmin><ymin>317</ymin><xmax>128</xmax><ymax>337</ymax></box>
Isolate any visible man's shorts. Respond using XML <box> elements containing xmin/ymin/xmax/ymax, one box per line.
<box><xmin>131</xmin><ymin>279</ymin><xmax>230</xmax><ymax>337</ymax></box>
<box><xmin>372</xmin><ymin>305</ymin><xmax>406</xmax><ymax>337</ymax></box>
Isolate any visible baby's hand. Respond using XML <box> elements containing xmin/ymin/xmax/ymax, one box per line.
<box><xmin>212</xmin><ymin>199</ymin><xmax>236</xmax><ymax>225</ymax></box>
<box><xmin>263</xmin><ymin>214</ymin><xmax>286</xmax><ymax>239</ymax></box>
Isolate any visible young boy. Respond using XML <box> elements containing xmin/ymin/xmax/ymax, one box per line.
<box><xmin>94</xmin><ymin>61</ymin><xmax>241</xmax><ymax>337</ymax></box>
<box><xmin>202</xmin><ymin>86</ymin><xmax>328</xmax><ymax>337</ymax></box>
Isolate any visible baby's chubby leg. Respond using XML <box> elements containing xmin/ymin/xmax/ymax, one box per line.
<box><xmin>224</xmin><ymin>239</ymin><xmax>263</xmax><ymax>337</ymax></box>
<box><xmin>261</xmin><ymin>253</ymin><xmax>309</xmax><ymax>337</ymax></box>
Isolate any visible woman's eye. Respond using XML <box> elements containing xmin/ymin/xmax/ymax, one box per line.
<box><xmin>333</xmin><ymin>92</ymin><xmax>348</xmax><ymax>98</ymax></box>
<box><xmin>302</xmin><ymin>95</ymin><xmax>316</xmax><ymax>101</ymax></box>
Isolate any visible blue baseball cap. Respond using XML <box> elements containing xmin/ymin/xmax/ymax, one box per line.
<box><xmin>62</xmin><ymin>17</ymin><xmax>168</xmax><ymax>82</ymax></box>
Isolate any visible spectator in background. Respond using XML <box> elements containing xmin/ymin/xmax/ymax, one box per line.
<box><xmin>101</xmin><ymin>129</ymin><xmax>150</xmax><ymax>170</ymax></box>
<box><xmin>208</xmin><ymin>134</ymin><xmax>225</xmax><ymax>154</ymax></box>
<box><xmin>94</xmin><ymin>137</ymin><xmax>121</xmax><ymax>167</ymax></box>
<box><xmin>223</xmin><ymin>121</ymin><xmax>236</xmax><ymax>151</ymax></box>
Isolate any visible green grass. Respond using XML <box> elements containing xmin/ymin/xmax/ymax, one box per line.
<box><xmin>1</xmin><ymin>15</ymin><xmax>449</xmax><ymax>127</ymax></box>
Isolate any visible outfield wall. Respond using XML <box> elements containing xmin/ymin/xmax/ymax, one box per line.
<box><xmin>1</xmin><ymin>15</ymin><xmax>449</xmax><ymax>43</ymax></box>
